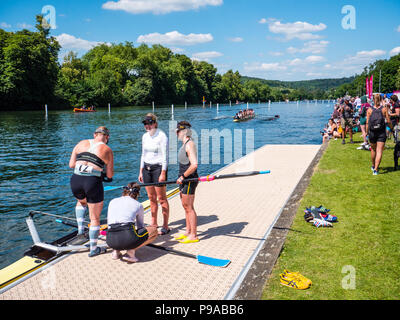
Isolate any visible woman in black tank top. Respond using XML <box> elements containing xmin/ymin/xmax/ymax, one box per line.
<box><xmin>175</xmin><ymin>121</ymin><xmax>199</xmax><ymax>243</ymax></box>
<box><xmin>366</xmin><ymin>94</ymin><xmax>392</xmax><ymax>175</ymax></box>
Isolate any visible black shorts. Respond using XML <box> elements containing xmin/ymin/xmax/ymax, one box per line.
<box><xmin>70</xmin><ymin>174</ymin><xmax>104</xmax><ymax>204</ymax></box>
<box><xmin>179</xmin><ymin>180</ymin><xmax>198</xmax><ymax>195</ymax></box>
<box><xmin>369</xmin><ymin>129</ymin><xmax>387</xmax><ymax>144</ymax></box>
<box><xmin>142</xmin><ymin>163</ymin><xmax>167</xmax><ymax>186</ymax></box>
<box><xmin>106</xmin><ymin>223</ymin><xmax>149</xmax><ymax>250</ymax></box>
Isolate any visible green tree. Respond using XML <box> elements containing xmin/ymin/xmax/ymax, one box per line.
<box><xmin>0</xmin><ymin>15</ymin><xmax>60</xmax><ymax>110</ymax></box>
<box><xmin>221</xmin><ymin>70</ymin><xmax>244</xmax><ymax>102</ymax></box>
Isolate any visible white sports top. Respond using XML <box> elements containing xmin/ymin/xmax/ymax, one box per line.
<box><xmin>107</xmin><ymin>196</ymin><xmax>145</xmax><ymax>229</ymax></box>
<box><xmin>140</xmin><ymin>129</ymin><xmax>168</xmax><ymax>170</ymax></box>
<box><xmin>88</xmin><ymin>139</ymin><xmax>105</xmax><ymax>153</ymax></box>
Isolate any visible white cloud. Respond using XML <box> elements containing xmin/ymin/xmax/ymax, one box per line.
<box><xmin>397</xmin><ymin>25</ymin><xmax>400</xmax><ymax>32</ymax></box>
<box><xmin>390</xmin><ymin>46</ymin><xmax>400</xmax><ymax>56</ymax></box>
<box><xmin>305</xmin><ymin>55</ymin><xmax>325</xmax><ymax>63</ymax></box>
<box><xmin>342</xmin><ymin>49</ymin><xmax>386</xmax><ymax>66</ymax></box>
<box><xmin>137</xmin><ymin>30</ymin><xmax>213</xmax><ymax>46</ymax></box>
<box><xmin>228</xmin><ymin>37</ymin><xmax>243</xmax><ymax>42</ymax></box>
<box><xmin>289</xmin><ymin>55</ymin><xmax>325</xmax><ymax>65</ymax></box>
<box><xmin>244</xmin><ymin>62</ymin><xmax>287</xmax><ymax>72</ymax></box>
<box><xmin>1</xmin><ymin>22</ymin><xmax>11</xmax><ymax>28</ymax></box>
<box><xmin>170</xmin><ymin>47</ymin><xmax>185</xmax><ymax>53</ymax></box>
<box><xmin>56</xmin><ymin>33</ymin><xmax>105</xmax><ymax>51</ymax></box>
<box><xmin>269</xmin><ymin>51</ymin><xmax>284</xmax><ymax>56</ymax></box>
<box><xmin>102</xmin><ymin>0</ymin><xmax>223</xmax><ymax>15</ymax></box>
<box><xmin>192</xmin><ymin>51</ymin><xmax>223</xmax><ymax>61</ymax></box>
<box><xmin>17</xmin><ymin>23</ymin><xmax>33</xmax><ymax>29</ymax></box>
<box><xmin>306</xmin><ymin>72</ymin><xmax>323</xmax><ymax>77</ymax></box>
<box><xmin>266</xmin><ymin>19</ymin><xmax>326</xmax><ymax>41</ymax></box>
<box><xmin>287</xmin><ymin>40</ymin><xmax>329</xmax><ymax>54</ymax></box>
<box><xmin>258</xmin><ymin>18</ymin><xmax>268</xmax><ymax>24</ymax></box>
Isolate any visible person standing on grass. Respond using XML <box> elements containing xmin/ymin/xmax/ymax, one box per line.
<box><xmin>388</xmin><ymin>95</ymin><xmax>400</xmax><ymax>135</ymax></box>
<box><xmin>138</xmin><ymin>113</ymin><xmax>170</xmax><ymax>235</ymax></box>
<box><xmin>359</xmin><ymin>96</ymin><xmax>371</xmax><ymax>148</ymax></box>
<box><xmin>366</xmin><ymin>94</ymin><xmax>393</xmax><ymax>175</ymax></box>
<box><xmin>340</xmin><ymin>98</ymin><xmax>354</xmax><ymax>144</ymax></box>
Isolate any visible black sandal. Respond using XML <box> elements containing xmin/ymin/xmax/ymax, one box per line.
<box><xmin>158</xmin><ymin>227</ymin><xmax>171</xmax><ymax>235</ymax></box>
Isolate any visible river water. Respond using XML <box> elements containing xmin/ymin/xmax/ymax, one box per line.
<box><xmin>0</xmin><ymin>102</ymin><xmax>333</xmax><ymax>269</ymax></box>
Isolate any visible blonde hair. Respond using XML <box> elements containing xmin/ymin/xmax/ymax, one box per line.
<box><xmin>373</xmin><ymin>94</ymin><xmax>382</xmax><ymax>107</ymax></box>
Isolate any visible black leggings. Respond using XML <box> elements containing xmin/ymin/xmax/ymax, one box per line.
<box><xmin>106</xmin><ymin>223</ymin><xmax>149</xmax><ymax>250</ymax></box>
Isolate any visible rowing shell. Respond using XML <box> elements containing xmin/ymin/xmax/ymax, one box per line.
<box><xmin>0</xmin><ymin>187</ymin><xmax>180</xmax><ymax>291</ymax></box>
<box><xmin>73</xmin><ymin>108</ymin><xmax>96</xmax><ymax>113</ymax></box>
<box><xmin>233</xmin><ymin>115</ymin><xmax>255</xmax><ymax>122</ymax></box>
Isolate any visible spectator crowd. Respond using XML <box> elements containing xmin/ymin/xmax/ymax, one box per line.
<box><xmin>321</xmin><ymin>93</ymin><xmax>400</xmax><ymax>175</ymax></box>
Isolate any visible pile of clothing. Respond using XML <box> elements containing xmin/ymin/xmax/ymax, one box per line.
<box><xmin>304</xmin><ymin>205</ymin><xmax>338</xmax><ymax>228</ymax></box>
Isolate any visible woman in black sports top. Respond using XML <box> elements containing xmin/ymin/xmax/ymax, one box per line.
<box><xmin>174</xmin><ymin>121</ymin><xmax>199</xmax><ymax>243</ymax></box>
<box><xmin>69</xmin><ymin>126</ymin><xmax>114</xmax><ymax>257</ymax></box>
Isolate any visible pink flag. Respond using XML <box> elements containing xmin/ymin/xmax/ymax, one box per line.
<box><xmin>369</xmin><ymin>75</ymin><xmax>374</xmax><ymax>99</ymax></box>
<box><xmin>366</xmin><ymin>77</ymin><xmax>370</xmax><ymax>98</ymax></box>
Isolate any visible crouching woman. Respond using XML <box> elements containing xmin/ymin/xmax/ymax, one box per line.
<box><xmin>106</xmin><ymin>183</ymin><xmax>158</xmax><ymax>262</ymax></box>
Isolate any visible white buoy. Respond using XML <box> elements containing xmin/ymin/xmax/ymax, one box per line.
<box><xmin>45</xmin><ymin>104</ymin><xmax>48</xmax><ymax>117</ymax></box>
<box><xmin>108</xmin><ymin>103</ymin><xmax>110</xmax><ymax>113</ymax></box>
<box><xmin>217</xmin><ymin>103</ymin><xmax>219</xmax><ymax>114</ymax></box>
<box><xmin>185</xmin><ymin>101</ymin><xmax>187</xmax><ymax>110</ymax></box>
<box><xmin>152</xmin><ymin>101</ymin><xmax>155</xmax><ymax>112</ymax></box>
<box><xmin>210</xmin><ymin>101</ymin><xmax>212</xmax><ymax>108</ymax></box>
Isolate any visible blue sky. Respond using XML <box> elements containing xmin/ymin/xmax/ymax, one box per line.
<box><xmin>1</xmin><ymin>0</ymin><xmax>399</xmax><ymax>81</ymax></box>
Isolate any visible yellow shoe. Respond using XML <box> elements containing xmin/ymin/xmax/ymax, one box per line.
<box><xmin>174</xmin><ymin>234</ymin><xmax>187</xmax><ymax>240</ymax></box>
<box><xmin>179</xmin><ymin>238</ymin><xmax>199</xmax><ymax>244</ymax></box>
<box><xmin>283</xmin><ymin>269</ymin><xmax>312</xmax><ymax>286</ymax></box>
<box><xmin>279</xmin><ymin>273</ymin><xmax>310</xmax><ymax>290</ymax></box>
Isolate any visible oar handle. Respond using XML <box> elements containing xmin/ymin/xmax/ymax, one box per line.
<box><xmin>105</xmin><ymin>170</ymin><xmax>271</xmax><ymax>190</ymax></box>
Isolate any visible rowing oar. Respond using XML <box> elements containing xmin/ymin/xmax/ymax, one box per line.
<box><xmin>55</xmin><ymin>219</ymin><xmax>231</xmax><ymax>268</ymax></box>
<box><xmin>104</xmin><ymin>170</ymin><xmax>271</xmax><ymax>192</ymax></box>
<box><xmin>147</xmin><ymin>243</ymin><xmax>230</xmax><ymax>268</ymax></box>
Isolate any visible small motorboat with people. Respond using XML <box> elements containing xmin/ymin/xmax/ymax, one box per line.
<box><xmin>73</xmin><ymin>106</ymin><xmax>96</xmax><ymax>113</ymax></box>
<box><xmin>233</xmin><ymin>109</ymin><xmax>255</xmax><ymax>122</ymax></box>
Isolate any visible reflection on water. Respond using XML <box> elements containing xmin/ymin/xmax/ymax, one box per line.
<box><xmin>0</xmin><ymin>102</ymin><xmax>332</xmax><ymax>268</ymax></box>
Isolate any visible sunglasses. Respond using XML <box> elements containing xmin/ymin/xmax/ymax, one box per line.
<box><xmin>143</xmin><ymin>120</ymin><xmax>156</xmax><ymax>125</ymax></box>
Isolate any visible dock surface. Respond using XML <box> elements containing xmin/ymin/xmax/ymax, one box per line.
<box><xmin>1</xmin><ymin>144</ymin><xmax>321</xmax><ymax>300</ymax></box>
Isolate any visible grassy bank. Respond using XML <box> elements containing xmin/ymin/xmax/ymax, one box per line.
<box><xmin>262</xmin><ymin>133</ymin><xmax>400</xmax><ymax>300</ymax></box>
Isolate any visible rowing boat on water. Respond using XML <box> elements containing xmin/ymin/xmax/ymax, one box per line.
<box><xmin>233</xmin><ymin>114</ymin><xmax>255</xmax><ymax>122</ymax></box>
<box><xmin>73</xmin><ymin>108</ymin><xmax>96</xmax><ymax>113</ymax></box>
<box><xmin>0</xmin><ymin>188</ymin><xmax>179</xmax><ymax>292</ymax></box>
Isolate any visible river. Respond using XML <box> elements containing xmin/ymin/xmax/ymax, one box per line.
<box><xmin>0</xmin><ymin>101</ymin><xmax>333</xmax><ymax>269</ymax></box>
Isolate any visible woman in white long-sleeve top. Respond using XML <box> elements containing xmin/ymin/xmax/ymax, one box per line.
<box><xmin>138</xmin><ymin>113</ymin><xmax>170</xmax><ymax>235</ymax></box>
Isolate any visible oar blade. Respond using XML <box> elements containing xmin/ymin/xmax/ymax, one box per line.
<box><xmin>197</xmin><ymin>255</ymin><xmax>231</xmax><ymax>268</ymax></box>
<box><xmin>104</xmin><ymin>186</ymin><xmax>123</xmax><ymax>192</ymax></box>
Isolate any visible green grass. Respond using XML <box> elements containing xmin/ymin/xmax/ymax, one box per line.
<box><xmin>262</xmin><ymin>133</ymin><xmax>400</xmax><ymax>300</ymax></box>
